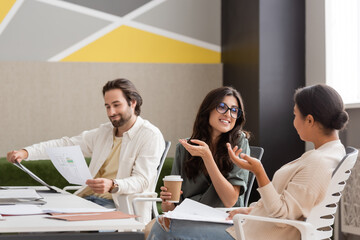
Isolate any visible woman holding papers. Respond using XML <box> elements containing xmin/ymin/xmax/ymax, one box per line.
<box><xmin>147</xmin><ymin>84</ymin><xmax>349</xmax><ymax>240</ymax></box>
<box><xmin>146</xmin><ymin>86</ymin><xmax>250</xmax><ymax>238</ymax></box>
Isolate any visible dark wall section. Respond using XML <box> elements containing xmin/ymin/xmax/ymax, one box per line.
<box><xmin>222</xmin><ymin>0</ymin><xmax>305</xmax><ymax>203</ymax></box>
<box><xmin>222</xmin><ymin>0</ymin><xmax>260</xmax><ymax>145</ymax></box>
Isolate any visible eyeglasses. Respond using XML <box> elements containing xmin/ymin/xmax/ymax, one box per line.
<box><xmin>216</xmin><ymin>102</ymin><xmax>242</xmax><ymax>119</ymax></box>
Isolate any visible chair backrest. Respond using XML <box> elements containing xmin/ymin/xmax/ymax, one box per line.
<box><xmin>306</xmin><ymin>146</ymin><xmax>358</xmax><ymax>239</ymax></box>
<box><xmin>156</xmin><ymin>141</ymin><xmax>171</xmax><ymax>184</ymax></box>
<box><xmin>244</xmin><ymin>146</ymin><xmax>264</xmax><ymax>207</ymax></box>
<box><xmin>151</xmin><ymin>140</ymin><xmax>171</xmax><ymax>217</ymax></box>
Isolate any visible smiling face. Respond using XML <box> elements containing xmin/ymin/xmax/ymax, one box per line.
<box><xmin>209</xmin><ymin>95</ymin><xmax>239</xmax><ymax>139</ymax></box>
<box><xmin>104</xmin><ymin>89</ymin><xmax>136</xmax><ymax>130</ymax></box>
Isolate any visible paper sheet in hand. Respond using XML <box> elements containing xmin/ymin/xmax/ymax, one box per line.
<box><xmin>163</xmin><ymin>198</ymin><xmax>233</xmax><ymax>224</ymax></box>
<box><xmin>45</xmin><ymin>146</ymin><xmax>92</xmax><ymax>185</ymax></box>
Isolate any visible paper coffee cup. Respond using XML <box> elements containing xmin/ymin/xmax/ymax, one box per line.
<box><xmin>163</xmin><ymin>175</ymin><xmax>183</xmax><ymax>203</ymax></box>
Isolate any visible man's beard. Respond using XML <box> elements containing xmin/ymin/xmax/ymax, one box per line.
<box><xmin>109</xmin><ymin>113</ymin><xmax>132</xmax><ymax>128</ymax></box>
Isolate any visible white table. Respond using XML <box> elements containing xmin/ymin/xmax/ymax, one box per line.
<box><xmin>0</xmin><ymin>186</ymin><xmax>144</xmax><ymax>239</ymax></box>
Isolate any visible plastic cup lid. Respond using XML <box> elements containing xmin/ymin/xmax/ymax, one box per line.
<box><xmin>163</xmin><ymin>175</ymin><xmax>183</xmax><ymax>181</ymax></box>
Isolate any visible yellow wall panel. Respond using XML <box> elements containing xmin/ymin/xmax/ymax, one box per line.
<box><xmin>62</xmin><ymin>26</ymin><xmax>220</xmax><ymax>63</ymax></box>
<box><xmin>0</xmin><ymin>0</ymin><xmax>17</xmax><ymax>24</ymax></box>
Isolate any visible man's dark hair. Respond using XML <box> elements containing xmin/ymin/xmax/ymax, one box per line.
<box><xmin>102</xmin><ymin>78</ymin><xmax>143</xmax><ymax>116</ymax></box>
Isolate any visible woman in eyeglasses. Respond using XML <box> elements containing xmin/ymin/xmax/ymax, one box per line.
<box><xmin>145</xmin><ymin>86</ymin><xmax>250</xmax><ymax>237</ymax></box>
<box><xmin>148</xmin><ymin>84</ymin><xmax>349</xmax><ymax>240</ymax></box>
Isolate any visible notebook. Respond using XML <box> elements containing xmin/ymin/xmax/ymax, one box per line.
<box><xmin>13</xmin><ymin>162</ymin><xmax>59</xmax><ymax>193</ymax></box>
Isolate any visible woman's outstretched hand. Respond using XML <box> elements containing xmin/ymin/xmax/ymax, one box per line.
<box><xmin>226</xmin><ymin>207</ymin><xmax>253</xmax><ymax>220</ymax></box>
<box><xmin>226</xmin><ymin>143</ymin><xmax>261</xmax><ymax>174</ymax></box>
<box><xmin>227</xmin><ymin>143</ymin><xmax>270</xmax><ymax>188</ymax></box>
<box><xmin>179</xmin><ymin>139</ymin><xmax>212</xmax><ymax>160</ymax></box>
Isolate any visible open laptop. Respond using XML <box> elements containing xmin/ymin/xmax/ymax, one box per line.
<box><xmin>13</xmin><ymin>162</ymin><xmax>59</xmax><ymax>193</ymax></box>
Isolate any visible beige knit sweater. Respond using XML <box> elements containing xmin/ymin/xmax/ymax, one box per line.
<box><xmin>227</xmin><ymin>140</ymin><xmax>345</xmax><ymax>240</ymax></box>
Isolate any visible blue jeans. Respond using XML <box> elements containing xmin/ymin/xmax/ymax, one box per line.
<box><xmin>147</xmin><ymin>217</ymin><xmax>234</xmax><ymax>240</ymax></box>
<box><xmin>83</xmin><ymin>195</ymin><xmax>116</xmax><ymax>209</ymax></box>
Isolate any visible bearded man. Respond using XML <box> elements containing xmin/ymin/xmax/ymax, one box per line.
<box><xmin>7</xmin><ymin>78</ymin><xmax>165</xmax><ymax>223</ymax></box>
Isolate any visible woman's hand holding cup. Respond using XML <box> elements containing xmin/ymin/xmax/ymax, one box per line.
<box><xmin>160</xmin><ymin>186</ymin><xmax>175</xmax><ymax>212</ymax></box>
<box><xmin>160</xmin><ymin>175</ymin><xmax>183</xmax><ymax>212</ymax></box>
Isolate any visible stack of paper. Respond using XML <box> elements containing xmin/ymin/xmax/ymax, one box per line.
<box><xmin>0</xmin><ymin>189</ymin><xmax>46</xmax><ymax>205</ymax></box>
<box><xmin>0</xmin><ymin>205</ymin><xmax>134</xmax><ymax>220</ymax></box>
<box><xmin>0</xmin><ymin>189</ymin><xmax>42</xmax><ymax>200</ymax></box>
<box><xmin>47</xmin><ymin>211</ymin><xmax>136</xmax><ymax>221</ymax></box>
<box><xmin>164</xmin><ymin>198</ymin><xmax>233</xmax><ymax>224</ymax></box>
<box><xmin>0</xmin><ymin>205</ymin><xmax>44</xmax><ymax>215</ymax></box>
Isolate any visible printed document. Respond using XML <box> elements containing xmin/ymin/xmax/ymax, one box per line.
<box><xmin>0</xmin><ymin>189</ymin><xmax>42</xmax><ymax>200</ymax></box>
<box><xmin>164</xmin><ymin>198</ymin><xmax>233</xmax><ymax>224</ymax></box>
<box><xmin>0</xmin><ymin>205</ymin><xmax>44</xmax><ymax>215</ymax></box>
<box><xmin>43</xmin><ymin>207</ymin><xmax>115</xmax><ymax>213</ymax></box>
<box><xmin>46</xmin><ymin>146</ymin><xmax>92</xmax><ymax>185</ymax></box>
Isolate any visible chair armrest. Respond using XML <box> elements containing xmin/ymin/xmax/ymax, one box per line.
<box><xmin>130</xmin><ymin>192</ymin><xmax>161</xmax><ymax>221</ymax></box>
<box><xmin>132</xmin><ymin>197</ymin><xmax>162</xmax><ymax>216</ymax></box>
<box><xmin>117</xmin><ymin>192</ymin><xmax>158</xmax><ymax>212</ymax></box>
<box><xmin>125</xmin><ymin>192</ymin><xmax>162</xmax><ymax>221</ymax></box>
<box><xmin>115</xmin><ymin>192</ymin><xmax>159</xmax><ymax>223</ymax></box>
<box><xmin>233</xmin><ymin>214</ymin><xmax>316</xmax><ymax>240</ymax></box>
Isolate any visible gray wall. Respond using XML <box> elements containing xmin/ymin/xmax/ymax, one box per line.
<box><xmin>0</xmin><ymin>62</ymin><xmax>222</xmax><ymax>158</ymax></box>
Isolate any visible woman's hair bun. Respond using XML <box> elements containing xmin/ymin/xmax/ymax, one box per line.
<box><xmin>331</xmin><ymin>111</ymin><xmax>349</xmax><ymax>130</ymax></box>
<box><xmin>294</xmin><ymin>84</ymin><xmax>349</xmax><ymax>133</ymax></box>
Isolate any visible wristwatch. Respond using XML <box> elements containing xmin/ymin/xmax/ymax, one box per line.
<box><xmin>109</xmin><ymin>179</ymin><xmax>119</xmax><ymax>193</ymax></box>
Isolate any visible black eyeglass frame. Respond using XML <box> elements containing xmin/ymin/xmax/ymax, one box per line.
<box><xmin>216</xmin><ymin>102</ymin><xmax>242</xmax><ymax>119</ymax></box>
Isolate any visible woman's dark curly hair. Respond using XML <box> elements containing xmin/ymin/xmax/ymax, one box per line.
<box><xmin>184</xmin><ymin>86</ymin><xmax>249</xmax><ymax>180</ymax></box>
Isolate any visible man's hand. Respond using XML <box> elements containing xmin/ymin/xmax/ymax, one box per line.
<box><xmin>86</xmin><ymin>178</ymin><xmax>113</xmax><ymax>194</ymax></box>
<box><xmin>7</xmin><ymin>150</ymin><xmax>28</xmax><ymax>163</ymax></box>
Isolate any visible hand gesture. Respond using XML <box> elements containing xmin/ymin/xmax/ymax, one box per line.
<box><xmin>227</xmin><ymin>143</ymin><xmax>270</xmax><ymax>187</ymax></box>
<box><xmin>179</xmin><ymin>139</ymin><xmax>212</xmax><ymax>160</ymax></box>
<box><xmin>226</xmin><ymin>143</ymin><xmax>261</xmax><ymax>174</ymax></box>
<box><xmin>86</xmin><ymin>178</ymin><xmax>113</xmax><ymax>194</ymax></box>
<box><xmin>7</xmin><ymin>150</ymin><xmax>28</xmax><ymax>163</ymax></box>
<box><xmin>226</xmin><ymin>207</ymin><xmax>253</xmax><ymax>220</ymax></box>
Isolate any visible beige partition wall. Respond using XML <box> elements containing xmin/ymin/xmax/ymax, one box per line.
<box><xmin>0</xmin><ymin>0</ymin><xmax>222</xmax><ymax>158</ymax></box>
<box><xmin>0</xmin><ymin>62</ymin><xmax>222</xmax><ymax>157</ymax></box>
